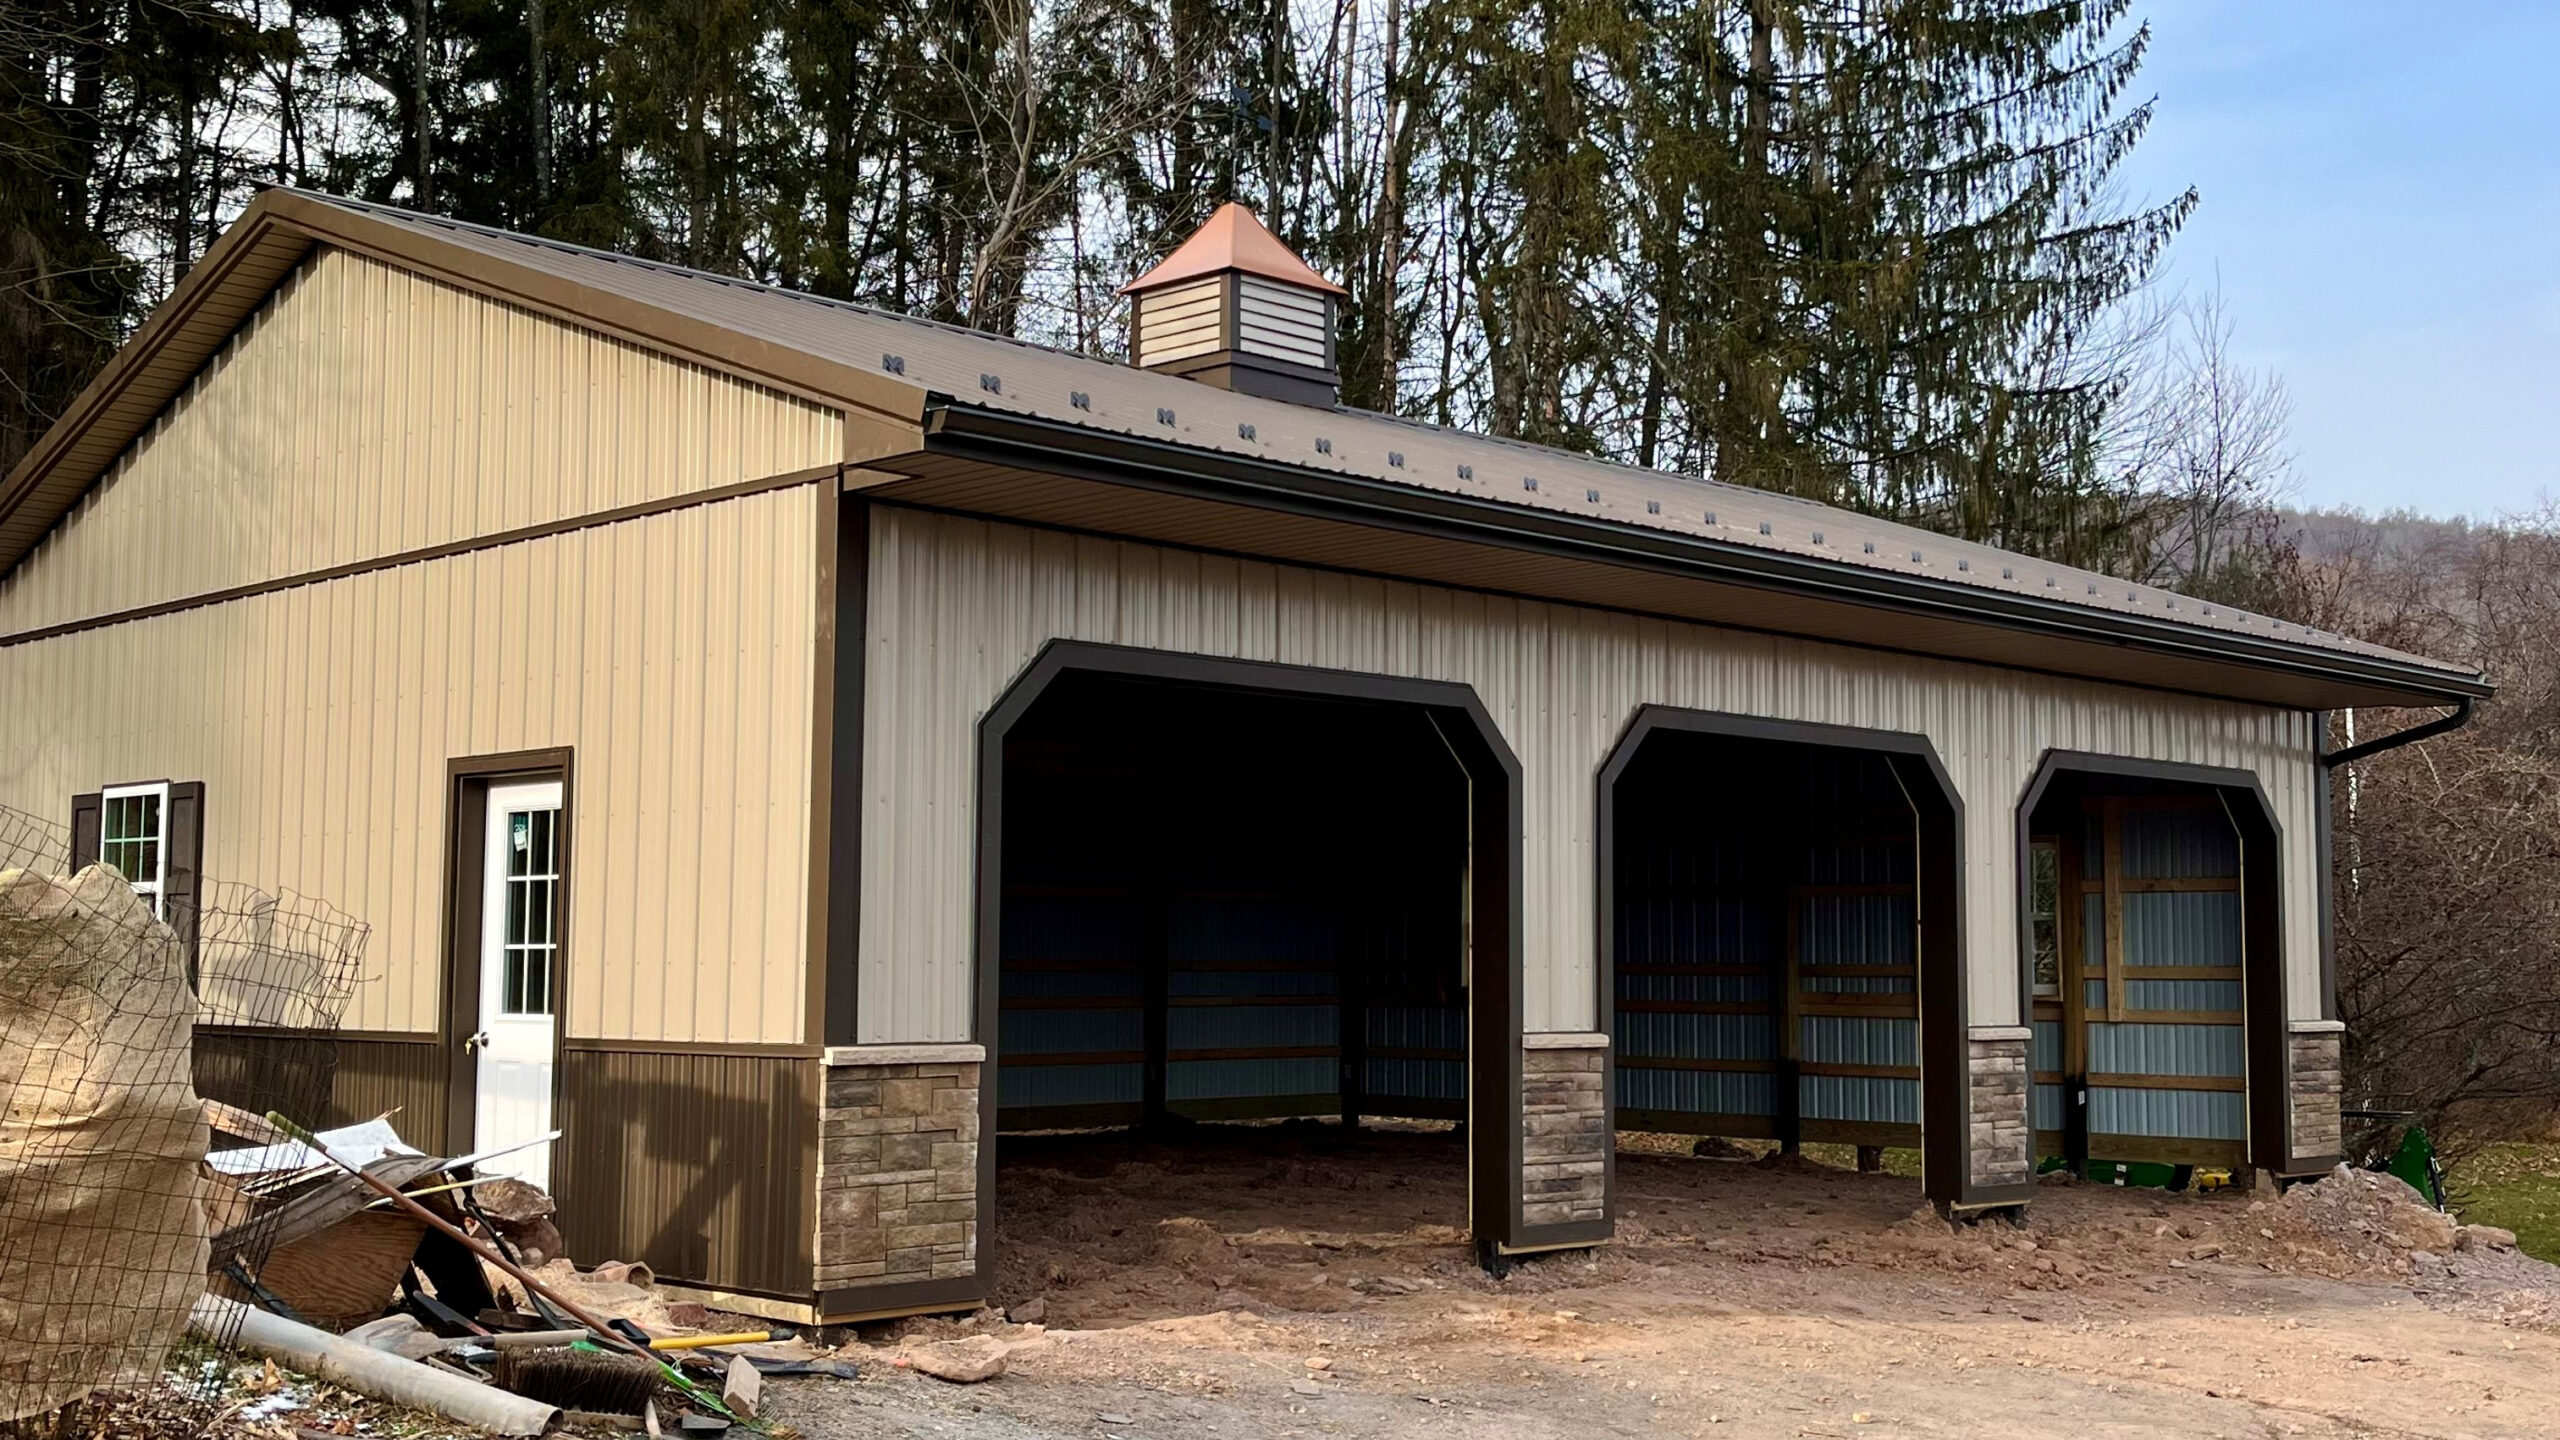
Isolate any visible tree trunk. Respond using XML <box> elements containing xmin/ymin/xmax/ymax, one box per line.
<box><xmin>412</xmin><ymin>0</ymin><xmax>433</xmax><ymax>209</ymax></box>
<box><xmin>529</xmin><ymin>0</ymin><xmax>550</xmax><ymax>204</ymax></box>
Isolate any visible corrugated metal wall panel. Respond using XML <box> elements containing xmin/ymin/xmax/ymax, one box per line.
<box><xmin>860</xmin><ymin>508</ymin><xmax>2326</xmax><ymax>1042</ymax></box>
<box><xmin>1798</xmin><ymin>894</ymin><xmax>1916</xmax><ymax>966</ymax></box>
<box><xmin>2089</xmin><ymin>1022</ymin><xmax>2245</xmax><ymax>1078</ymax></box>
<box><xmin>1801</xmin><ymin>1075</ymin><xmax>1921</xmax><ymax>1124</ymax></box>
<box><xmin>1619</xmin><ymin>1011</ymin><xmax>1779</xmax><ymax>1061</ymax></box>
<box><xmin>2126</xmin><ymin>978</ymin><xmax>2243</xmax><ymax>1011</ymax></box>
<box><xmin>1799</xmin><ymin>1015</ymin><xmax>1919</xmax><ymax>1067</ymax></box>
<box><xmin>2120</xmin><ymin>806</ymin><xmax>2241</xmax><ymax>878</ymax></box>
<box><xmin>2090</xmin><ymin>1087</ymin><xmax>2244</xmax><ymax>1141</ymax></box>
<box><xmin>0</xmin><ymin>248</ymin><xmax>844</xmax><ymax>638</ymax></box>
<box><xmin>1620</xmin><ymin>1067</ymin><xmax>1773</xmax><ymax>1117</ymax></box>
<box><xmin>1364</xmin><ymin>1002</ymin><xmax>1465</xmax><ymax>1104</ymax></box>
<box><xmin>2032</xmin><ymin>1083</ymin><xmax>2066</xmax><ymax>1132</ymax></box>
<box><xmin>2123</xmin><ymin>892</ymin><xmax>2244</xmax><ymax>967</ymax></box>
<box><xmin>0</xmin><ymin>488</ymin><xmax>819</xmax><ymax>1041</ymax></box>
<box><xmin>2031</xmin><ymin>1021</ymin><xmax>2064</xmax><ymax>1072</ymax></box>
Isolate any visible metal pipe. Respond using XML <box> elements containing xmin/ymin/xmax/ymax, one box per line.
<box><xmin>2320</xmin><ymin>699</ymin><xmax>2475</xmax><ymax>769</ymax></box>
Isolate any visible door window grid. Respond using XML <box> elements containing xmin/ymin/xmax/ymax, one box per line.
<box><xmin>100</xmin><ymin>782</ymin><xmax>170</xmax><ymax>917</ymax></box>
<box><xmin>500</xmin><ymin>806</ymin><xmax>558</xmax><ymax>1016</ymax></box>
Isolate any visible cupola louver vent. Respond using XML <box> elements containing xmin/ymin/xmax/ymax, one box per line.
<box><xmin>1121</xmin><ymin>203</ymin><xmax>1343</xmax><ymax>407</ymax></box>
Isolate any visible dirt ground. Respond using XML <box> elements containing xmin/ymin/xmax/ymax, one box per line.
<box><xmin>783</xmin><ymin>1119</ymin><xmax>2560</xmax><ymax>1440</ymax></box>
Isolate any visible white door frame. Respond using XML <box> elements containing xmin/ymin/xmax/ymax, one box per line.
<box><xmin>470</xmin><ymin>778</ymin><xmax>563</xmax><ymax>1190</ymax></box>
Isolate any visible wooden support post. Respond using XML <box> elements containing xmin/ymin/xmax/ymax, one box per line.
<box><xmin>1340</xmin><ymin>895</ymin><xmax>1365</xmax><ymax>1131</ymax></box>
<box><xmin>2101</xmin><ymin>797</ymin><xmax>2127</xmax><ymax>1023</ymax></box>
<box><xmin>1140</xmin><ymin>881</ymin><xmax>1170</xmax><ymax>1131</ymax></box>
<box><xmin>1777</xmin><ymin>886</ymin><xmax>1803</xmax><ymax>1155</ymax></box>
<box><xmin>2060</xmin><ymin>813</ymin><xmax>2091</xmax><ymax>1170</ymax></box>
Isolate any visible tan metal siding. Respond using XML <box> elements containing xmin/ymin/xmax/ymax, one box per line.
<box><xmin>1134</xmin><ymin>278</ymin><xmax>1227</xmax><ymax>368</ymax></box>
<box><xmin>0</xmin><ymin>246</ymin><xmax>844</xmax><ymax>637</ymax></box>
<box><xmin>0</xmin><ymin>487</ymin><xmax>819</xmax><ymax>1042</ymax></box>
<box><xmin>859</xmin><ymin>507</ymin><xmax>2325</xmax><ymax>1043</ymax></box>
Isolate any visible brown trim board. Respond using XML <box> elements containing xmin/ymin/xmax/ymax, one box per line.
<box><xmin>562</xmin><ymin>1038</ymin><xmax>822</xmax><ymax>1058</ymax></box>
<box><xmin>1596</xmin><ymin>706</ymin><xmax>1985</xmax><ymax>1209</ymax></box>
<box><xmin>2013</xmin><ymin>751</ymin><xmax>2309</xmax><ymax>1175</ymax></box>
<box><xmin>970</xmin><ymin>638</ymin><xmax>1531</xmax><ymax>1285</ymax></box>
<box><xmin>3</xmin><ymin>465</ymin><xmax>843</xmax><ymax>649</ymax></box>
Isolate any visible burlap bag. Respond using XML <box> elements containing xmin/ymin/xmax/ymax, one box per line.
<box><xmin>0</xmin><ymin>865</ymin><xmax>209</xmax><ymax>1420</ymax></box>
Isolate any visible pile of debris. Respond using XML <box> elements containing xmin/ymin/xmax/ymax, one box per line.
<box><xmin>192</xmin><ymin>1109</ymin><xmax>854</xmax><ymax>1435</ymax></box>
<box><xmin>2252</xmin><ymin>1163</ymin><xmax>2511</xmax><ymax>1276</ymax></box>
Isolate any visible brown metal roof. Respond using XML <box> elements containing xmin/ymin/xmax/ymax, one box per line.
<box><xmin>0</xmin><ymin>188</ymin><xmax>2489</xmax><ymax>708</ymax></box>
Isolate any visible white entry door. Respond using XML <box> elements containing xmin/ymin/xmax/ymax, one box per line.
<box><xmin>472</xmin><ymin>780</ymin><xmax>562</xmax><ymax>1192</ymax></box>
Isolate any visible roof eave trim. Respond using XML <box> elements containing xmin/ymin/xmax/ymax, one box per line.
<box><xmin>919</xmin><ymin>400</ymin><xmax>2493</xmax><ymax>709</ymax></box>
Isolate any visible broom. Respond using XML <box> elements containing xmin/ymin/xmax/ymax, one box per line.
<box><xmin>494</xmin><ymin>1343</ymin><xmax>661</xmax><ymax>1415</ymax></box>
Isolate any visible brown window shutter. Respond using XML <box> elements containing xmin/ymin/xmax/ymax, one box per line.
<box><xmin>69</xmin><ymin>792</ymin><xmax>103</xmax><ymax>871</ymax></box>
<box><xmin>166</xmin><ymin>781</ymin><xmax>206</xmax><ymax>971</ymax></box>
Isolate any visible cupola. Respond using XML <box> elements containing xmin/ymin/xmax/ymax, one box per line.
<box><xmin>1120</xmin><ymin>203</ymin><xmax>1345</xmax><ymax>407</ymax></box>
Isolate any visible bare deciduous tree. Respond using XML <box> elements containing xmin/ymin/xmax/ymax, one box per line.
<box><xmin>2286</xmin><ymin>510</ymin><xmax>2560</xmax><ymax>1159</ymax></box>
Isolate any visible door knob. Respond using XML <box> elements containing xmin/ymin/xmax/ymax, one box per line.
<box><xmin>463</xmin><ymin>1030</ymin><xmax>491</xmax><ymax>1052</ymax></box>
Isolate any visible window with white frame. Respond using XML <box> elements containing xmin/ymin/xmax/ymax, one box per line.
<box><xmin>100</xmin><ymin>781</ymin><xmax>171</xmax><ymax>916</ymax></box>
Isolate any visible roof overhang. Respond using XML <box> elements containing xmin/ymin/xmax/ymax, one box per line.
<box><xmin>0</xmin><ymin>189</ymin><xmax>925</xmax><ymax>576</ymax></box>
<box><xmin>870</xmin><ymin>400</ymin><xmax>2489</xmax><ymax>712</ymax></box>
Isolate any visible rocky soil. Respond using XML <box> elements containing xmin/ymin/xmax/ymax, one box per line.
<box><xmin>782</xmin><ymin>1121</ymin><xmax>2560</xmax><ymax>1439</ymax></box>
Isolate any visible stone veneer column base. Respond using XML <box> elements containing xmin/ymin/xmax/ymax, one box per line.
<box><xmin>2287</xmin><ymin>1021</ymin><xmax>2344</xmax><ymax>1166</ymax></box>
<box><xmin>815</xmin><ymin>1044</ymin><xmax>983</xmax><ymax>1294</ymax></box>
<box><xmin>1965</xmin><ymin>1027</ymin><xmax>2033</xmax><ymax>1194</ymax></box>
<box><xmin>1521</xmin><ymin>1033</ymin><xmax>1609</xmax><ymax>1231</ymax></box>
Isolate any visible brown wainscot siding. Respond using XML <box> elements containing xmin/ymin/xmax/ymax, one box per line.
<box><xmin>194</xmin><ymin>1029</ymin><xmax>448</xmax><ymax>1140</ymax></box>
<box><xmin>553</xmin><ymin>1045</ymin><xmax>820</xmax><ymax>1300</ymax></box>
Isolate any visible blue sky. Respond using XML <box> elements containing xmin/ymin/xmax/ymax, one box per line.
<box><xmin>2112</xmin><ymin>2</ymin><xmax>2560</xmax><ymax>519</ymax></box>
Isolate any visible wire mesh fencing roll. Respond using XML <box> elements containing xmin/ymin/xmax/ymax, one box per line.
<box><xmin>0</xmin><ymin>804</ymin><xmax>366</xmax><ymax>1424</ymax></box>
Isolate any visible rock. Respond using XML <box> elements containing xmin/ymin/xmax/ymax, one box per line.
<box><xmin>476</xmin><ymin>1177</ymin><xmax>557</xmax><ymax>1225</ymax></box>
<box><xmin>2458</xmin><ymin>1225</ymin><xmax>2519</xmax><ymax>1253</ymax></box>
<box><xmin>1290</xmin><ymin>1379</ymin><xmax>1325</xmax><ymax>1397</ymax></box>
<box><xmin>1304</xmin><ymin>1356</ymin><xmax>1332</xmax><ymax>1370</ymax></box>
<box><xmin>2188</xmin><ymin>1243</ymin><xmax>2222</xmax><ymax>1260</ymax></box>
<box><xmin>661</xmin><ymin>1300</ymin><xmax>710</xmax><ymax>1328</ymax></box>
<box><xmin>908</xmin><ymin>1335</ymin><xmax>1009</xmax><ymax>1384</ymax></box>
<box><xmin>1097</xmin><ymin>1415</ymin><xmax>1133</xmax><ymax>1426</ymax></box>
<box><xmin>1007</xmin><ymin>1296</ymin><xmax>1048</xmax><ymax>1324</ymax></box>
